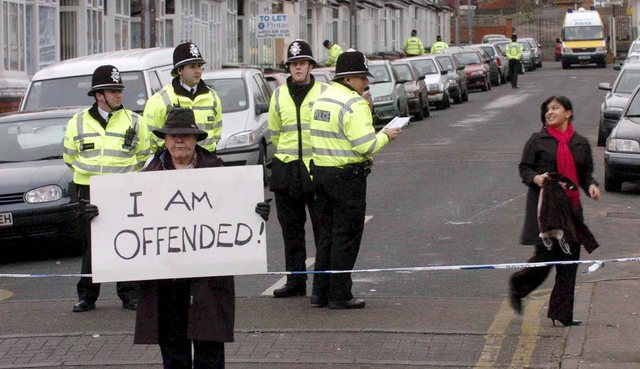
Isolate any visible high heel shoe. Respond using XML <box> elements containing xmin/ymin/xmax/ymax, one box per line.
<box><xmin>551</xmin><ymin>319</ymin><xmax>582</xmax><ymax>327</ymax></box>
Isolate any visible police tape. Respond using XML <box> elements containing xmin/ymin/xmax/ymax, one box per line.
<box><xmin>2</xmin><ymin>256</ymin><xmax>639</xmax><ymax>278</ymax></box>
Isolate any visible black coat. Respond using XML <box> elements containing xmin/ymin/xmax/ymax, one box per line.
<box><xmin>519</xmin><ymin>128</ymin><xmax>598</xmax><ymax>246</ymax></box>
<box><xmin>133</xmin><ymin>146</ymin><xmax>235</xmax><ymax>344</ymax></box>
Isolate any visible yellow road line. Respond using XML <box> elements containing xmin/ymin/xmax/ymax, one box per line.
<box><xmin>0</xmin><ymin>289</ymin><xmax>14</xmax><ymax>301</ymax></box>
<box><xmin>509</xmin><ymin>298</ymin><xmax>545</xmax><ymax>368</ymax></box>
<box><xmin>473</xmin><ymin>298</ymin><xmax>514</xmax><ymax>368</ymax></box>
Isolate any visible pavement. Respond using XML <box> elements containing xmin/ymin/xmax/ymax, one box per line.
<box><xmin>1</xmin><ymin>276</ymin><xmax>640</xmax><ymax>369</ymax></box>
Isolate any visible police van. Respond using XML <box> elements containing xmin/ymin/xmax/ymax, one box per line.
<box><xmin>20</xmin><ymin>48</ymin><xmax>174</xmax><ymax>113</ymax></box>
<box><xmin>561</xmin><ymin>7</ymin><xmax>607</xmax><ymax>69</ymax></box>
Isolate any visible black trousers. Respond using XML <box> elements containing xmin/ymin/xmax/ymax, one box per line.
<box><xmin>274</xmin><ymin>190</ymin><xmax>319</xmax><ymax>285</ymax></box>
<box><xmin>509</xmin><ymin>241</ymin><xmax>581</xmax><ymax>322</ymax></box>
<box><xmin>76</xmin><ymin>184</ymin><xmax>136</xmax><ymax>304</ymax></box>
<box><xmin>311</xmin><ymin>166</ymin><xmax>367</xmax><ymax>302</ymax></box>
<box><xmin>508</xmin><ymin>59</ymin><xmax>521</xmax><ymax>87</ymax></box>
<box><xmin>158</xmin><ymin>279</ymin><xmax>225</xmax><ymax>369</ymax></box>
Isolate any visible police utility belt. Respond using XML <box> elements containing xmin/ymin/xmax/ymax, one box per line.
<box><xmin>310</xmin><ymin>160</ymin><xmax>372</xmax><ymax>179</ymax></box>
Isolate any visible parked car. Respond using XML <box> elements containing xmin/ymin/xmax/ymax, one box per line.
<box><xmin>597</xmin><ymin>63</ymin><xmax>640</xmax><ymax>146</ymax></box>
<box><xmin>445</xmin><ymin>47</ymin><xmax>491</xmax><ymax>92</ymax></box>
<box><xmin>310</xmin><ymin>67</ymin><xmax>335</xmax><ymax>83</ymax></box>
<box><xmin>493</xmin><ymin>40</ymin><xmax>525</xmax><ymax>74</ymax></box>
<box><xmin>264</xmin><ymin>72</ymin><xmax>287</xmax><ymax>90</ymax></box>
<box><xmin>390</xmin><ymin>60</ymin><xmax>430</xmax><ymax>120</ymax></box>
<box><xmin>603</xmin><ymin>85</ymin><xmax>640</xmax><ymax>192</ymax></box>
<box><xmin>202</xmin><ymin>68</ymin><xmax>274</xmax><ymax>184</ymax></box>
<box><xmin>482</xmin><ymin>34</ymin><xmax>510</xmax><ymax>43</ymax></box>
<box><xmin>434</xmin><ymin>54</ymin><xmax>468</xmax><ymax>103</ymax></box>
<box><xmin>517</xmin><ymin>40</ymin><xmax>536</xmax><ymax>71</ymax></box>
<box><xmin>20</xmin><ymin>48</ymin><xmax>174</xmax><ymax>113</ymax></box>
<box><xmin>0</xmin><ymin>107</ymin><xmax>85</xmax><ymax>247</ymax></box>
<box><xmin>470</xmin><ymin>44</ymin><xmax>506</xmax><ymax>85</ymax></box>
<box><xmin>520</xmin><ymin>37</ymin><xmax>542</xmax><ymax>68</ymax></box>
<box><xmin>366</xmin><ymin>60</ymin><xmax>410</xmax><ymax>122</ymax></box>
<box><xmin>403</xmin><ymin>56</ymin><xmax>451</xmax><ymax>109</ymax></box>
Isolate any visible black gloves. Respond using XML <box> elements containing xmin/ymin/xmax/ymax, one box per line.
<box><xmin>80</xmin><ymin>199</ymin><xmax>99</xmax><ymax>221</ymax></box>
<box><xmin>255</xmin><ymin>198</ymin><xmax>272</xmax><ymax>221</ymax></box>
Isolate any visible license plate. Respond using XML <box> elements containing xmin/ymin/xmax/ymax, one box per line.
<box><xmin>0</xmin><ymin>212</ymin><xmax>13</xmax><ymax>227</ymax></box>
<box><xmin>578</xmin><ymin>56</ymin><xmax>590</xmax><ymax>60</ymax></box>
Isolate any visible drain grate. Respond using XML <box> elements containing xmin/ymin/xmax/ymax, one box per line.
<box><xmin>607</xmin><ymin>212</ymin><xmax>640</xmax><ymax>219</ymax></box>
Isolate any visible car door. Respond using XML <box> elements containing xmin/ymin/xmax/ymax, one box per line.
<box><xmin>250</xmin><ymin>72</ymin><xmax>274</xmax><ymax>161</ymax></box>
<box><xmin>389</xmin><ymin>62</ymin><xmax>409</xmax><ymax>116</ymax></box>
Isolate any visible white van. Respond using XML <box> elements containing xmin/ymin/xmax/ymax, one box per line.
<box><xmin>20</xmin><ymin>48</ymin><xmax>174</xmax><ymax>113</ymax></box>
<box><xmin>561</xmin><ymin>7</ymin><xmax>606</xmax><ymax>69</ymax></box>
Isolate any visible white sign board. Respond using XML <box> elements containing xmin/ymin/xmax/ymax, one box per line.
<box><xmin>256</xmin><ymin>14</ymin><xmax>290</xmax><ymax>39</ymax></box>
<box><xmin>89</xmin><ymin>166</ymin><xmax>267</xmax><ymax>283</ymax></box>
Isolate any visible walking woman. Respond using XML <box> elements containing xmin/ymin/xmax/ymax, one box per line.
<box><xmin>509</xmin><ymin>95</ymin><xmax>601</xmax><ymax>326</ymax></box>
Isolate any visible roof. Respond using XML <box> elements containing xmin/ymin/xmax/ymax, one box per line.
<box><xmin>31</xmin><ymin>48</ymin><xmax>174</xmax><ymax>81</ymax></box>
<box><xmin>201</xmin><ymin>68</ymin><xmax>262</xmax><ymax>80</ymax></box>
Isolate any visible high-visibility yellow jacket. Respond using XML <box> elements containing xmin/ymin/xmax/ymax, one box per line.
<box><xmin>430</xmin><ymin>41</ymin><xmax>449</xmax><ymax>54</ymax></box>
<box><xmin>506</xmin><ymin>42</ymin><xmax>524</xmax><ymax>60</ymax></box>
<box><xmin>309</xmin><ymin>82</ymin><xmax>390</xmax><ymax>168</ymax></box>
<box><xmin>403</xmin><ymin>36</ymin><xmax>425</xmax><ymax>56</ymax></box>
<box><xmin>63</xmin><ymin>106</ymin><xmax>151</xmax><ymax>185</ymax></box>
<box><xmin>268</xmin><ymin>79</ymin><xmax>329</xmax><ymax>170</ymax></box>
<box><xmin>143</xmin><ymin>78</ymin><xmax>222</xmax><ymax>152</ymax></box>
<box><xmin>325</xmin><ymin>44</ymin><xmax>343</xmax><ymax>67</ymax></box>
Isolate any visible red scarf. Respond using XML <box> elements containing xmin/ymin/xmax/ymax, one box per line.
<box><xmin>546</xmin><ymin>123</ymin><xmax>580</xmax><ymax>209</ymax></box>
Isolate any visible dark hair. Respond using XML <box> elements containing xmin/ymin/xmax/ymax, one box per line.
<box><xmin>540</xmin><ymin>95</ymin><xmax>573</xmax><ymax>125</ymax></box>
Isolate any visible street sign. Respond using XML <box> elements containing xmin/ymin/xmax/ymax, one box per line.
<box><xmin>256</xmin><ymin>14</ymin><xmax>290</xmax><ymax>39</ymax></box>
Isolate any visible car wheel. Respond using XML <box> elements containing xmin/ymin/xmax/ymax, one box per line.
<box><xmin>453</xmin><ymin>90</ymin><xmax>462</xmax><ymax>104</ymax></box>
<box><xmin>562</xmin><ymin>61</ymin><xmax>570</xmax><ymax>69</ymax></box>
<box><xmin>414</xmin><ymin>97</ymin><xmax>425</xmax><ymax>121</ymax></box>
<box><xmin>597</xmin><ymin>123</ymin><xmax>607</xmax><ymax>147</ymax></box>
<box><xmin>258</xmin><ymin>143</ymin><xmax>269</xmax><ymax>187</ymax></box>
<box><xmin>462</xmin><ymin>89</ymin><xmax>469</xmax><ymax>102</ymax></box>
<box><xmin>423</xmin><ymin>102</ymin><xmax>430</xmax><ymax>118</ymax></box>
<box><xmin>604</xmin><ymin>166</ymin><xmax>622</xmax><ymax>192</ymax></box>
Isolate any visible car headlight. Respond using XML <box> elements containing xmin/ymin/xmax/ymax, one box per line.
<box><xmin>227</xmin><ymin>130</ymin><xmax>257</xmax><ymax>148</ymax></box>
<box><xmin>25</xmin><ymin>185</ymin><xmax>62</xmax><ymax>203</ymax></box>
<box><xmin>373</xmin><ymin>95</ymin><xmax>393</xmax><ymax>102</ymax></box>
<box><xmin>607</xmin><ymin>138</ymin><xmax>640</xmax><ymax>152</ymax></box>
<box><xmin>596</xmin><ymin>47</ymin><xmax>606</xmax><ymax>52</ymax></box>
<box><xmin>448</xmin><ymin>78</ymin><xmax>458</xmax><ymax>86</ymax></box>
<box><xmin>562</xmin><ymin>47</ymin><xmax>573</xmax><ymax>54</ymax></box>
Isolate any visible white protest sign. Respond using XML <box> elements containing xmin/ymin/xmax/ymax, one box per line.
<box><xmin>256</xmin><ymin>14</ymin><xmax>290</xmax><ymax>39</ymax></box>
<box><xmin>89</xmin><ymin>166</ymin><xmax>267</xmax><ymax>283</ymax></box>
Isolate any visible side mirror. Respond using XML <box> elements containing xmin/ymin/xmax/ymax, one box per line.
<box><xmin>613</xmin><ymin>64</ymin><xmax>621</xmax><ymax>71</ymax></box>
<box><xmin>396</xmin><ymin>79</ymin><xmax>407</xmax><ymax>84</ymax></box>
<box><xmin>440</xmin><ymin>70</ymin><xmax>448</xmax><ymax>75</ymax></box>
<box><xmin>418</xmin><ymin>75</ymin><xmax>426</xmax><ymax>80</ymax></box>
<box><xmin>457</xmin><ymin>65</ymin><xmax>466</xmax><ymax>71</ymax></box>
<box><xmin>255</xmin><ymin>102</ymin><xmax>270</xmax><ymax>115</ymax></box>
<box><xmin>598</xmin><ymin>82</ymin><xmax>612</xmax><ymax>91</ymax></box>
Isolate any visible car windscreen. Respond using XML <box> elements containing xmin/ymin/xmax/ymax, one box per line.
<box><xmin>409</xmin><ymin>59</ymin><xmax>438</xmax><ymax>75</ymax></box>
<box><xmin>563</xmin><ymin>26</ymin><xmax>604</xmax><ymax>41</ymax></box>
<box><xmin>614</xmin><ymin>69</ymin><xmax>640</xmax><ymax>94</ymax></box>
<box><xmin>22</xmin><ymin>72</ymin><xmax>148</xmax><ymax>112</ymax></box>
<box><xmin>480</xmin><ymin>46</ymin><xmax>496</xmax><ymax>57</ymax></box>
<box><xmin>630</xmin><ymin>43</ymin><xmax>640</xmax><ymax>54</ymax></box>
<box><xmin>494</xmin><ymin>43</ymin><xmax>509</xmax><ymax>55</ymax></box>
<box><xmin>205</xmin><ymin>78</ymin><xmax>248</xmax><ymax>113</ymax></box>
<box><xmin>0</xmin><ymin>117</ymin><xmax>67</xmax><ymax>163</ymax></box>
<box><xmin>435</xmin><ymin>56</ymin><xmax>454</xmax><ymax>71</ymax></box>
<box><xmin>452</xmin><ymin>52</ymin><xmax>481</xmax><ymax>66</ymax></box>
<box><xmin>368</xmin><ymin>65</ymin><xmax>391</xmax><ymax>83</ymax></box>
<box><xmin>392</xmin><ymin>64</ymin><xmax>413</xmax><ymax>81</ymax></box>
<box><xmin>518</xmin><ymin>42</ymin><xmax>531</xmax><ymax>51</ymax></box>
<box><xmin>311</xmin><ymin>72</ymin><xmax>332</xmax><ymax>83</ymax></box>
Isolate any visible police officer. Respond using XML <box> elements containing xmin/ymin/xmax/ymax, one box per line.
<box><xmin>403</xmin><ymin>29</ymin><xmax>425</xmax><ymax>56</ymax></box>
<box><xmin>143</xmin><ymin>42</ymin><xmax>222</xmax><ymax>152</ymax></box>
<box><xmin>268</xmin><ymin>40</ymin><xmax>328</xmax><ymax>298</ymax></box>
<box><xmin>506</xmin><ymin>34</ymin><xmax>524</xmax><ymax>89</ymax></box>
<box><xmin>309</xmin><ymin>50</ymin><xmax>401</xmax><ymax>309</ymax></box>
<box><xmin>430</xmin><ymin>35</ymin><xmax>449</xmax><ymax>54</ymax></box>
<box><xmin>63</xmin><ymin>65</ymin><xmax>151</xmax><ymax>312</ymax></box>
<box><xmin>322</xmin><ymin>40</ymin><xmax>343</xmax><ymax>67</ymax></box>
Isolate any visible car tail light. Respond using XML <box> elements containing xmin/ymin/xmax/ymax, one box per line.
<box><xmin>496</xmin><ymin>58</ymin><xmax>501</xmax><ymax>67</ymax></box>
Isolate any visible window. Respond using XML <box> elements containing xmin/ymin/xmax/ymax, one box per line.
<box><xmin>226</xmin><ymin>0</ymin><xmax>238</xmax><ymax>65</ymax></box>
<box><xmin>3</xmin><ymin>1</ymin><xmax>26</xmax><ymax>72</ymax></box>
<box><xmin>114</xmin><ymin>0</ymin><xmax>131</xmax><ymax>50</ymax></box>
<box><xmin>38</xmin><ymin>4</ymin><xmax>57</xmax><ymax>70</ymax></box>
<box><xmin>86</xmin><ymin>1</ymin><xmax>104</xmax><ymax>55</ymax></box>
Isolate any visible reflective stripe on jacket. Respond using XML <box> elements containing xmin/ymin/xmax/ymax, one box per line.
<box><xmin>309</xmin><ymin>83</ymin><xmax>389</xmax><ymax>168</ymax></box>
<box><xmin>403</xmin><ymin>37</ymin><xmax>424</xmax><ymax>56</ymax></box>
<box><xmin>326</xmin><ymin>44</ymin><xmax>343</xmax><ymax>67</ymax></box>
<box><xmin>143</xmin><ymin>84</ymin><xmax>222</xmax><ymax>152</ymax></box>
<box><xmin>506</xmin><ymin>42</ymin><xmax>524</xmax><ymax>60</ymax></box>
<box><xmin>63</xmin><ymin>108</ymin><xmax>151</xmax><ymax>185</ymax></box>
<box><xmin>268</xmin><ymin>81</ymin><xmax>328</xmax><ymax>169</ymax></box>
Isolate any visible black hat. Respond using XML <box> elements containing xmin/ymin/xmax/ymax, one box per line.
<box><xmin>171</xmin><ymin>42</ymin><xmax>206</xmax><ymax>77</ymax></box>
<box><xmin>286</xmin><ymin>40</ymin><xmax>316</xmax><ymax>65</ymax></box>
<box><xmin>333</xmin><ymin>49</ymin><xmax>373</xmax><ymax>79</ymax></box>
<box><xmin>88</xmin><ymin>65</ymin><xmax>125</xmax><ymax>96</ymax></box>
<box><xmin>323</xmin><ymin>40</ymin><xmax>331</xmax><ymax>48</ymax></box>
<box><xmin>512</xmin><ymin>34</ymin><xmax>518</xmax><ymax>41</ymax></box>
<box><xmin>152</xmin><ymin>108</ymin><xmax>208</xmax><ymax>142</ymax></box>
<box><xmin>411</xmin><ymin>29</ymin><xmax>417</xmax><ymax>36</ymax></box>
<box><xmin>436</xmin><ymin>35</ymin><xmax>442</xmax><ymax>41</ymax></box>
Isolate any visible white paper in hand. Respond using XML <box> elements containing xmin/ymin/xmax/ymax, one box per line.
<box><xmin>382</xmin><ymin>116</ymin><xmax>410</xmax><ymax>130</ymax></box>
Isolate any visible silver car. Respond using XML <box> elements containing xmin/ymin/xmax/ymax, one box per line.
<box><xmin>403</xmin><ymin>56</ymin><xmax>451</xmax><ymax>110</ymax></box>
<box><xmin>202</xmin><ymin>68</ymin><xmax>274</xmax><ymax>185</ymax></box>
<box><xmin>520</xmin><ymin>37</ymin><xmax>542</xmax><ymax>68</ymax></box>
<box><xmin>597</xmin><ymin>63</ymin><xmax>640</xmax><ymax>146</ymax></box>
<box><xmin>367</xmin><ymin>60</ymin><xmax>410</xmax><ymax>123</ymax></box>
<box><xmin>472</xmin><ymin>44</ymin><xmax>508</xmax><ymax>85</ymax></box>
<box><xmin>517</xmin><ymin>39</ymin><xmax>536</xmax><ymax>71</ymax></box>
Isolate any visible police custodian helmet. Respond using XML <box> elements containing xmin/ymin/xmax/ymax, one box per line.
<box><xmin>171</xmin><ymin>42</ymin><xmax>207</xmax><ymax>77</ymax></box>
<box><xmin>88</xmin><ymin>65</ymin><xmax>125</xmax><ymax>96</ymax></box>
<box><xmin>286</xmin><ymin>40</ymin><xmax>316</xmax><ymax>66</ymax></box>
<box><xmin>333</xmin><ymin>49</ymin><xmax>373</xmax><ymax>80</ymax></box>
